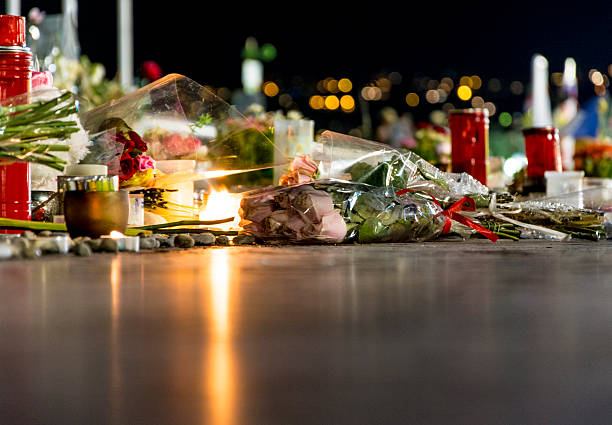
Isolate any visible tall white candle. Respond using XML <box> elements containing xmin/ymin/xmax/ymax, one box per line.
<box><xmin>118</xmin><ymin>0</ymin><xmax>134</xmax><ymax>91</ymax></box>
<box><xmin>531</xmin><ymin>54</ymin><xmax>553</xmax><ymax>128</ymax></box>
<box><xmin>62</xmin><ymin>0</ymin><xmax>80</xmax><ymax>59</ymax></box>
<box><xmin>6</xmin><ymin>0</ymin><xmax>20</xmax><ymax>16</ymax></box>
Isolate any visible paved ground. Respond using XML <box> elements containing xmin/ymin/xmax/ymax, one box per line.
<box><xmin>1</xmin><ymin>239</ymin><xmax>612</xmax><ymax>424</ymax></box>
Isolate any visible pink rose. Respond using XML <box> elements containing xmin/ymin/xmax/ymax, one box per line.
<box><xmin>137</xmin><ymin>155</ymin><xmax>155</xmax><ymax>172</ymax></box>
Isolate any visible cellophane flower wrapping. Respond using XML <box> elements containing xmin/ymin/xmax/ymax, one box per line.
<box><xmin>78</xmin><ymin>73</ymin><xmax>285</xmax><ymax>189</ymax></box>
<box><xmin>239</xmin><ymin>179</ymin><xmax>446</xmax><ymax>244</ymax></box>
<box><xmin>314</xmin><ymin>131</ymin><xmax>491</xmax><ymax>207</ymax></box>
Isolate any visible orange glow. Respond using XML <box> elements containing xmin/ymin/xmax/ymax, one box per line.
<box><xmin>338</xmin><ymin>78</ymin><xmax>352</xmax><ymax>92</ymax></box>
<box><xmin>263</xmin><ymin>81</ymin><xmax>279</xmax><ymax>97</ymax></box>
<box><xmin>340</xmin><ymin>95</ymin><xmax>355</xmax><ymax>110</ymax></box>
<box><xmin>309</xmin><ymin>95</ymin><xmax>325</xmax><ymax>110</ymax></box>
<box><xmin>207</xmin><ymin>249</ymin><xmax>235</xmax><ymax>425</ymax></box>
<box><xmin>199</xmin><ymin>186</ymin><xmax>242</xmax><ymax>231</ymax></box>
<box><xmin>325</xmin><ymin>95</ymin><xmax>340</xmax><ymax>110</ymax></box>
<box><xmin>109</xmin><ymin>230</ymin><xmax>125</xmax><ymax>239</ymax></box>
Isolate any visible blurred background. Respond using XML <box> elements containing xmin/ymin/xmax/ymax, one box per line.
<box><xmin>4</xmin><ymin>0</ymin><xmax>612</xmax><ymax>184</ymax></box>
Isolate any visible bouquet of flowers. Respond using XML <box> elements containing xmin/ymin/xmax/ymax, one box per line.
<box><xmin>573</xmin><ymin>138</ymin><xmax>612</xmax><ymax>178</ymax></box>
<box><xmin>78</xmin><ymin>74</ymin><xmax>286</xmax><ymax>190</ymax></box>
<box><xmin>405</xmin><ymin>122</ymin><xmax>451</xmax><ymax>168</ymax></box>
<box><xmin>0</xmin><ymin>89</ymin><xmax>84</xmax><ymax>174</ymax></box>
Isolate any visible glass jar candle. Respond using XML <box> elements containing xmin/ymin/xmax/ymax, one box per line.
<box><xmin>448</xmin><ymin>108</ymin><xmax>489</xmax><ymax>185</ymax></box>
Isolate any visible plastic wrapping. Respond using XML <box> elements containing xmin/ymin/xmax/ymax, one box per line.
<box><xmin>239</xmin><ymin>180</ymin><xmax>446</xmax><ymax>244</ymax></box>
<box><xmin>315</xmin><ymin>131</ymin><xmax>491</xmax><ymax>206</ymax></box>
<box><xmin>78</xmin><ymin>73</ymin><xmax>287</xmax><ymax>189</ymax></box>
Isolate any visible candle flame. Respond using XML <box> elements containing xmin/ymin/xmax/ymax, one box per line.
<box><xmin>199</xmin><ymin>186</ymin><xmax>242</xmax><ymax>231</ymax></box>
<box><xmin>109</xmin><ymin>231</ymin><xmax>125</xmax><ymax>239</ymax></box>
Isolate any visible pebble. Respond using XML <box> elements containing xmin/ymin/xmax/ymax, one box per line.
<box><xmin>233</xmin><ymin>235</ymin><xmax>255</xmax><ymax>245</ymax></box>
<box><xmin>85</xmin><ymin>238</ymin><xmax>103</xmax><ymax>252</ymax></box>
<box><xmin>22</xmin><ymin>246</ymin><xmax>41</xmax><ymax>259</ymax></box>
<box><xmin>215</xmin><ymin>235</ymin><xmax>230</xmax><ymax>246</ymax></box>
<box><xmin>11</xmin><ymin>237</ymin><xmax>30</xmax><ymax>251</ymax></box>
<box><xmin>36</xmin><ymin>240</ymin><xmax>60</xmax><ymax>254</ymax></box>
<box><xmin>21</xmin><ymin>230</ymin><xmax>36</xmax><ymax>240</ymax></box>
<box><xmin>38</xmin><ymin>230</ymin><xmax>53</xmax><ymax>237</ymax></box>
<box><xmin>155</xmin><ymin>235</ymin><xmax>175</xmax><ymax>248</ymax></box>
<box><xmin>191</xmin><ymin>233</ymin><xmax>216</xmax><ymax>246</ymax></box>
<box><xmin>0</xmin><ymin>243</ymin><xmax>12</xmax><ymax>260</ymax></box>
<box><xmin>139</xmin><ymin>237</ymin><xmax>157</xmax><ymax>250</ymax></box>
<box><xmin>100</xmin><ymin>238</ymin><xmax>119</xmax><ymax>253</ymax></box>
<box><xmin>74</xmin><ymin>242</ymin><xmax>93</xmax><ymax>257</ymax></box>
<box><xmin>175</xmin><ymin>234</ymin><xmax>195</xmax><ymax>249</ymax></box>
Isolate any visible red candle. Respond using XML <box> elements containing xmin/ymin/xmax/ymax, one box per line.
<box><xmin>0</xmin><ymin>15</ymin><xmax>33</xmax><ymax>229</ymax></box>
<box><xmin>448</xmin><ymin>108</ymin><xmax>489</xmax><ymax>185</ymax></box>
<box><xmin>522</xmin><ymin>127</ymin><xmax>562</xmax><ymax>178</ymax></box>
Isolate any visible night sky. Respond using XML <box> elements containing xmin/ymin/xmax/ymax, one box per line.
<box><xmin>8</xmin><ymin>0</ymin><xmax>612</xmax><ymax>127</ymax></box>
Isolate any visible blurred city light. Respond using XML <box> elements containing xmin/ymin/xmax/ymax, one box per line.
<box><xmin>309</xmin><ymin>95</ymin><xmax>324</xmax><ymax>109</ymax></box>
<box><xmin>457</xmin><ymin>85</ymin><xmax>472</xmax><ymax>101</ymax></box>
<box><xmin>426</xmin><ymin>89</ymin><xmax>440</xmax><ymax>103</ymax></box>
<box><xmin>459</xmin><ymin>76</ymin><xmax>473</xmax><ymax>88</ymax></box>
<box><xmin>340</xmin><ymin>95</ymin><xmax>355</xmax><ymax>112</ymax></box>
<box><xmin>338</xmin><ymin>78</ymin><xmax>352</xmax><ymax>92</ymax></box>
<box><xmin>325</xmin><ymin>95</ymin><xmax>340</xmax><ymax>110</ymax></box>
<box><xmin>499</xmin><ymin>111</ymin><xmax>512</xmax><ymax>127</ymax></box>
<box><xmin>471</xmin><ymin>96</ymin><xmax>484</xmax><ymax>108</ymax></box>
<box><xmin>471</xmin><ymin>75</ymin><xmax>482</xmax><ymax>89</ymax></box>
<box><xmin>405</xmin><ymin>92</ymin><xmax>419</xmax><ymax>106</ymax></box>
<box><xmin>263</xmin><ymin>81</ymin><xmax>279</xmax><ymax>97</ymax></box>
<box><xmin>487</xmin><ymin>78</ymin><xmax>501</xmax><ymax>92</ymax></box>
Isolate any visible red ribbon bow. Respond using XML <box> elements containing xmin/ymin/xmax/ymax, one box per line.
<box><xmin>395</xmin><ymin>189</ymin><xmax>498</xmax><ymax>242</ymax></box>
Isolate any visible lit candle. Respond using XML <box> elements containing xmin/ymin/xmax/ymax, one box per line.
<box><xmin>102</xmin><ymin>231</ymin><xmax>140</xmax><ymax>252</ymax></box>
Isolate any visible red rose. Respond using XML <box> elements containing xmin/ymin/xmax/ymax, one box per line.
<box><xmin>120</xmin><ymin>152</ymin><xmax>137</xmax><ymax>181</ymax></box>
<box><xmin>141</xmin><ymin>60</ymin><xmax>162</xmax><ymax>81</ymax></box>
<box><xmin>115</xmin><ymin>132</ymin><xmax>135</xmax><ymax>153</ymax></box>
<box><xmin>128</xmin><ymin>131</ymin><xmax>147</xmax><ymax>153</ymax></box>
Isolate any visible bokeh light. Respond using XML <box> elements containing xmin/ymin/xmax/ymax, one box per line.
<box><xmin>484</xmin><ymin>101</ymin><xmax>496</xmax><ymax>116</ymax></box>
<box><xmin>471</xmin><ymin>96</ymin><xmax>484</xmax><ymax>108</ymax></box>
<box><xmin>487</xmin><ymin>78</ymin><xmax>501</xmax><ymax>92</ymax></box>
<box><xmin>591</xmin><ymin>71</ymin><xmax>604</xmax><ymax>86</ymax></box>
<box><xmin>499</xmin><ymin>112</ymin><xmax>512</xmax><ymax>127</ymax></box>
<box><xmin>338</xmin><ymin>78</ymin><xmax>352</xmax><ymax>92</ymax></box>
<box><xmin>340</xmin><ymin>95</ymin><xmax>355</xmax><ymax>111</ymax></box>
<box><xmin>459</xmin><ymin>76</ymin><xmax>473</xmax><ymax>88</ymax></box>
<box><xmin>405</xmin><ymin>92</ymin><xmax>419</xmax><ymax>107</ymax></box>
<box><xmin>471</xmin><ymin>75</ymin><xmax>482</xmax><ymax>90</ymax></box>
<box><xmin>262</xmin><ymin>81</ymin><xmax>279</xmax><ymax>97</ymax></box>
<box><xmin>325</xmin><ymin>95</ymin><xmax>340</xmax><ymax>110</ymax></box>
<box><xmin>457</xmin><ymin>85</ymin><xmax>472</xmax><ymax>101</ymax></box>
<box><xmin>326</xmin><ymin>79</ymin><xmax>339</xmax><ymax>93</ymax></box>
<box><xmin>426</xmin><ymin>89</ymin><xmax>440</xmax><ymax>103</ymax></box>
<box><xmin>510</xmin><ymin>81</ymin><xmax>524</xmax><ymax>95</ymax></box>
<box><xmin>309</xmin><ymin>95</ymin><xmax>324</xmax><ymax>110</ymax></box>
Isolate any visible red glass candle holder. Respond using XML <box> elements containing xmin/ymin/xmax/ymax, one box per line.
<box><xmin>522</xmin><ymin>127</ymin><xmax>562</xmax><ymax>179</ymax></box>
<box><xmin>448</xmin><ymin>108</ymin><xmax>489</xmax><ymax>185</ymax></box>
<box><xmin>0</xmin><ymin>15</ymin><xmax>33</xmax><ymax>231</ymax></box>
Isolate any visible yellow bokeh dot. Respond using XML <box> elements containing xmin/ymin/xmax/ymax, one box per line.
<box><xmin>471</xmin><ymin>75</ymin><xmax>482</xmax><ymax>90</ymax></box>
<box><xmin>338</xmin><ymin>78</ymin><xmax>353</xmax><ymax>92</ymax></box>
<box><xmin>263</xmin><ymin>81</ymin><xmax>279</xmax><ymax>97</ymax></box>
<box><xmin>340</xmin><ymin>95</ymin><xmax>355</xmax><ymax>110</ymax></box>
<box><xmin>459</xmin><ymin>76</ymin><xmax>473</xmax><ymax>88</ymax></box>
<box><xmin>326</xmin><ymin>79</ymin><xmax>339</xmax><ymax>93</ymax></box>
<box><xmin>405</xmin><ymin>92</ymin><xmax>419</xmax><ymax>107</ymax></box>
<box><xmin>325</xmin><ymin>95</ymin><xmax>340</xmax><ymax>110</ymax></box>
<box><xmin>309</xmin><ymin>95</ymin><xmax>324</xmax><ymax>110</ymax></box>
<box><xmin>457</xmin><ymin>85</ymin><xmax>472</xmax><ymax>101</ymax></box>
